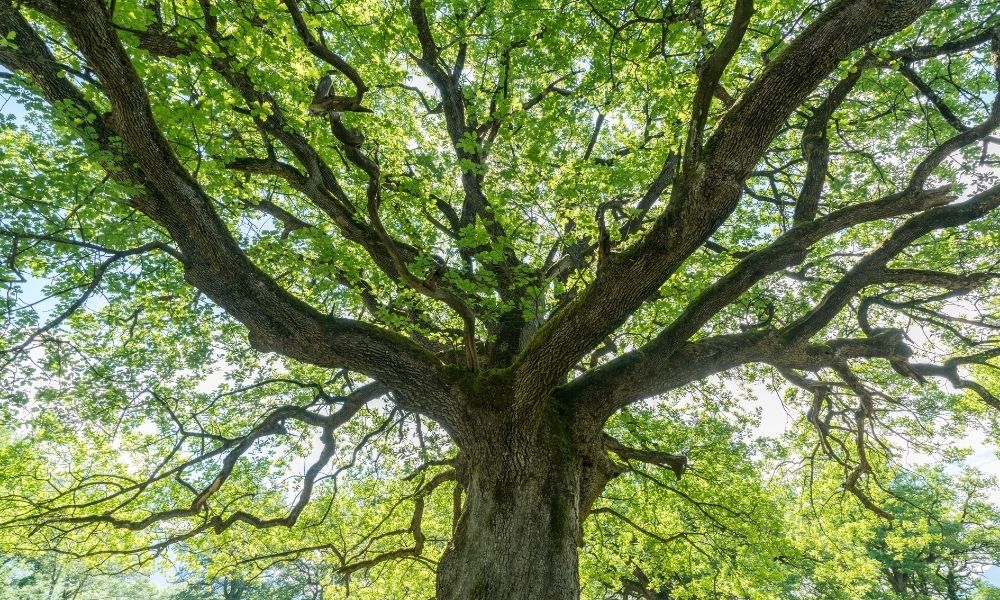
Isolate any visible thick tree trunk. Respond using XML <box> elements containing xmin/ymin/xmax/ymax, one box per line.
<box><xmin>435</xmin><ymin>408</ymin><xmax>611</xmax><ymax>600</ymax></box>
<box><xmin>435</xmin><ymin>462</ymin><xmax>580</xmax><ymax>599</ymax></box>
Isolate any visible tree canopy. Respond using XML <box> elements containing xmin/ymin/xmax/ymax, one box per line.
<box><xmin>1</xmin><ymin>0</ymin><xmax>1000</xmax><ymax>598</ymax></box>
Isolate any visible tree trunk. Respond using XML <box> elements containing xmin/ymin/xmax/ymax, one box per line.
<box><xmin>435</xmin><ymin>407</ymin><xmax>610</xmax><ymax>600</ymax></box>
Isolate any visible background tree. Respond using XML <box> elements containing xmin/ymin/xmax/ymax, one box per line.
<box><xmin>169</xmin><ymin>555</ymin><xmax>326</xmax><ymax>600</ymax></box>
<box><xmin>0</xmin><ymin>553</ymin><xmax>173</xmax><ymax>600</ymax></box>
<box><xmin>1</xmin><ymin>0</ymin><xmax>1000</xmax><ymax>598</ymax></box>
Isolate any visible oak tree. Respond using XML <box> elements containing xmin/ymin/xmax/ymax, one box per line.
<box><xmin>1</xmin><ymin>0</ymin><xmax>1000</xmax><ymax>598</ymax></box>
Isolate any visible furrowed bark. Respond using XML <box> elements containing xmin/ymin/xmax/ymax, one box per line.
<box><xmin>437</xmin><ymin>398</ymin><xmax>616</xmax><ymax>600</ymax></box>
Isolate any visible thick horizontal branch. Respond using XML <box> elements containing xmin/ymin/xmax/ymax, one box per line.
<box><xmin>603</xmin><ymin>434</ymin><xmax>687</xmax><ymax>479</ymax></box>
<box><xmin>911</xmin><ymin>349</ymin><xmax>1000</xmax><ymax>411</ymax></box>
<box><xmin>561</xmin><ymin>325</ymin><xmax>928</xmax><ymax>423</ymax></box>
<box><xmin>891</xmin><ymin>28</ymin><xmax>995</xmax><ymax>63</ymax></box>
<box><xmin>563</xmin><ymin>79</ymin><xmax>1000</xmax><ymax>419</ymax></box>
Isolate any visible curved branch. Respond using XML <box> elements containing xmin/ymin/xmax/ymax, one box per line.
<box><xmin>0</xmin><ymin>240</ymin><xmax>178</xmax><ymax>362</ymax></box>
<box><xmin>794</xmin><ymin>60</ymin><xmax>867</xmax><ymax>224</ymax></box>
<box><xmin>511</xmin><ymin>0</ymin><xmax>933</xmax><ymax>409</ymax></box>
<box><xmin>603</xmin><ymin>434</ymin><xmax>687</xmax><ymax>479</ymax></box>
<box><xmin>682</xmin><ymin>0</ymin><xmax>754</xmax><ymax>170</ymax></box>
<box><xmin>781</xmin><ymin>183</ymin><xmax>1000</xmax><ymax>344</ymax></box>
<box><xmin>573</xmin><ymin>94</ymin><xmax>1000</xmax><ymax>419</ymax></box>
<box><xmin>0</xmin><ymin>0</ymin><xmax>463</xmax><ymax>421</ymax></box>
<box><xmin>281</xmin><ymin>0</ymin><xmax>367</xmax><ymax>99</ymax></box>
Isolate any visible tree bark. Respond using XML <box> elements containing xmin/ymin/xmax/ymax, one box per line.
<box><xmin>436</xmin><ymin>406</ymin><xmax>612</xmax><ymax>600</ymax></box>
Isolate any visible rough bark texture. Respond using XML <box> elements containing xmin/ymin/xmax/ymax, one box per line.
<box><xmin>437</xmin><ymin>447</ymin><xmax>580</xmax><ymax>599</ymax></box>
<box><xmin>436</xmin><ymin>403</ymin><xmax>613</xmax><ymax>600</ymax></box>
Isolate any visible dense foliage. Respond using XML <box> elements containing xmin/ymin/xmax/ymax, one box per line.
<box><xmin>2</xmin><ymin>0</ymin><xmax>1000</xmax><ymax>597</ymax></box>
